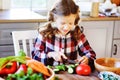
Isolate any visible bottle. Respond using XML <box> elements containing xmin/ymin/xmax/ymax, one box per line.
<box><xmin>90</xmin><ymin>1</ymin><xmax>99</xmax><ymax>17</ymax></box>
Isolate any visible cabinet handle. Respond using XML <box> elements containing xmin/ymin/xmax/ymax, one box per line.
<box><xmin>113</xmin><ymin>44</ymin><xmax>117</xmax><ymax>55</ymax></box>
<box><xmin>10</xmin><ymin>32</ymin><xmax>12</xmax><ymax>35</ymax></box>
<box><xmin>80</xmin><ymin>26</ymin><xmax>84</xmax><ymax>33</ymax></box>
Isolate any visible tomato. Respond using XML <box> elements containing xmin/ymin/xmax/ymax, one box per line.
<box><xmin>75</xmin><ymin>63</ymin><xmax>91</xmax><ymax>76</ymax></box>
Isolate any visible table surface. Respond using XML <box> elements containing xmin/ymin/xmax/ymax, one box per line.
<box><xmin>55</xmin><ymin>71</ymin><xmax>100</xmax><ymax>80</ymax></box>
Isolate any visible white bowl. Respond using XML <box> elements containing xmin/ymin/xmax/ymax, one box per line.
<box><xmin>46</xmin><ymin>68</ymin><xmax>55</xmax><ymax>80</ymax></box>
<box><xmin>98</xmin><ymin>71</ymin><xmax>120</xmax><ymax>80</ymax></box>
<box><xmin>94</xmin><ymin>58</ymin><xmax>120</xmax><ymax>75</ymax></box>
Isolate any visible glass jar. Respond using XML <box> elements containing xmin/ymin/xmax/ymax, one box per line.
<box><xmin>90</xmin><ymin>2</ymin><xmax>99</xmax><ymax>17</ymax></box>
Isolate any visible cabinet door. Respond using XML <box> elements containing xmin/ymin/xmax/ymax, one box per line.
<box><xmin>113</xmin><ymin>21</ymin><xmax>120</xmax><ymax>39</ymax></box>
<box><xmin>80</xmin><ymin>21</ymin><xmax>113</xmax><ymax>58</ymax></box>
<box><xmin>112</xmin><ymin>40</ymin><xmax>120</xmax><ymax>58</ymax></box>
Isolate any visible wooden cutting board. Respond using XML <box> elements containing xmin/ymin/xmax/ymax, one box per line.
<box><xmin>55</xmin><ymin>71</ymin><xmax>100</xmax><ymax>80</ymax></box>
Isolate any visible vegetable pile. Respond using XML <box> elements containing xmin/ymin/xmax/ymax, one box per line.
<box><xmin>48</xmin><ymin>64</ymin><xmax>79</xmax><ymax>74</ymax></box>
<box><xmin>48</xmin><ymin>63</ymin><xmax>91</xmax><ymax>76</ymax></box>
<box><xmin>0</xmin><ymin>50</ymin><xmax>51</xmax><ymax>80</ymax></box>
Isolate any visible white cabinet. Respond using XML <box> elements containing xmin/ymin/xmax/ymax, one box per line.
<box><xmin>112</xmin><ymin>40</ymin><xmax>120</xmax><ymax>58</ymax></box>
<box><xmin>80</xmin><ymin>21</ymin><xmax>114</xmax><ymax>58</ymax></box>
<box><xmin>113</xmin><ymin>21</ymin><xmax>120</xmax><ymax>39</ymax></box>
<box><xmin>112</xmin><ymin>21</ymin><xmax>120</xmax><ymax>58</ymax></box>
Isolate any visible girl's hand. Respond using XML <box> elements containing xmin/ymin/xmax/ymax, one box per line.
<box><xmin>47</xmin><ymin>52</ymin><xmax>67</xmax><ymax>62</ymax></box>
<box><xmin>77</xmin><ymin>56</ymin><xmax>89</xmax><ymax>64</ymax></box>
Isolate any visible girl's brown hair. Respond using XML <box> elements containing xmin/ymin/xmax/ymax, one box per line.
<box><xmin>39</xmin><ymin>0</ymin><xmax>81</xmax><ymax>40</ymax></box>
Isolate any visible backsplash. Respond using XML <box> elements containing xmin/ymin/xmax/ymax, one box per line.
<box><xmin>75</xmin><ymin>0</ymin><xmax>104</xmax><ymax>3</ymax></box>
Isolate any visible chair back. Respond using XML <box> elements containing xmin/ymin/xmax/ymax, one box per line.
<box><xmin>12</xmin><ymin>30</ymin><xmax>38</xmax><ymax>57</ymax></box>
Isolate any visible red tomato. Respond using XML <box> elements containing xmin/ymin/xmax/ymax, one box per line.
<box><xmin>75</xmin><ymin>64</ymin><xmax>91</xmax><ymax>76</ymax></box>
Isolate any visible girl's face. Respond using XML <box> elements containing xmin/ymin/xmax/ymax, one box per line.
<box><xmin>55</xmin><ymin>14</ymin><xmax>76</xmax><ymax>36</ymax></box>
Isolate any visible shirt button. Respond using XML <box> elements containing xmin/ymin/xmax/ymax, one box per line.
<box><xmin>61</xmin><ymin>48</ymin><xmax>64</xmax><ymax>53</ymax></box>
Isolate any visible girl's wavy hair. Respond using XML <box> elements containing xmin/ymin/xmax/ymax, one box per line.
<box><xmin>40</xmin><ymin>0</ymin><xmax>81</xmax><ymax>40</ymax></box>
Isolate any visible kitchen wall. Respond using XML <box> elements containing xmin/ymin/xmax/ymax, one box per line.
<box><xmin>0</xmin><ymin>0</ymin><xmax>11</xmax><ymax>10</ymax></box>
<box><xmin>75</xmin><ymin>0</ymin><xmax>104</xmax><ymax>2</ymax></box>
<box><xmin>0</xmin><ymin>0</ymin><xmax>105</xmax><ymax>10</ymax></box>
<box><xmin>0</xmin><ymin>0</ymin><xmax>2</xmax><ymax>9</ymax></box>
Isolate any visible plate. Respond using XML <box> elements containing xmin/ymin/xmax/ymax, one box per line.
<box><xmin>98</xmin><ymin>71</ymin><xmax>120</xmax><ymax>80</ymax></box>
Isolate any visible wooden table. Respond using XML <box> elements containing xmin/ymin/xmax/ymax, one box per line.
<box><xmin>55</xmin><ymin>71</ymin><xmax>100</xmax><ymax>80</ymax></box>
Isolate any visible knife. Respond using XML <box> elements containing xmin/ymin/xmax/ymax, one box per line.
<box><xmin>61</xmin><ymin>56</ymin><xmax>77</xmax><ymax>64</ymax></box>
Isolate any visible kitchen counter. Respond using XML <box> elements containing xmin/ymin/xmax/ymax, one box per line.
<box><xmin>0</xmin><ymin>9</ymin><xmax>120</xmax><ymax>23</ymax></box>
<box><xmin>81</xmin><ymin>16</ymin><xmax>120</xmax><ymax>21</ymax></box>
<box><xmin>0</xmin><ymin>9</ymin><xmax>46</xmax><ymax>23</ymax></box>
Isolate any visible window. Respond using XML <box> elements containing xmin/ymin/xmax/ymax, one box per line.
<box><xmin>11</xmin><ymin>0</ymin><xmax>47</xmax><ymax>10</ymax></box>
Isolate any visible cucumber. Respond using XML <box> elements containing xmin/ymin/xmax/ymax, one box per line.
<box><xmin>53</xmin><ymin>68</ymin><xmax>60</xmax><ymax>73</ymax></box>
<box><xmin>55</xmin><ymin>64</ymin><xmax>66</xmax><ymax>71</ymax></box>
<box><xmin>67</xmin><ymin>67</ymin><xmax>74</xmax><ymax>74</ymax></box>
<box><xmin>53</xmin><ymin>68</ymin><xmax>60</xmax><ymax>72</ymax></box>
<box><xmin>66</xmin><ymin>64</ymin><xmax>75</xmax><ymax>68</ymax></box>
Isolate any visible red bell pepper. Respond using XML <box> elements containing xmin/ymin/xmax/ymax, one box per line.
<box><xmin>15</xmin><ymin>64</ymin><xmax>27</xmax><ymax>74</ymax></box>
<box><xmin>0</xmin><ymin>61</ymin><xmax>17</xmax><ymax>75</ymax></box>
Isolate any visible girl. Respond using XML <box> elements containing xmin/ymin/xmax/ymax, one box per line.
<box><xmin>32</xmin><ymin>0</ymin><xmax>96</xmax><ymax>71</ymax></box>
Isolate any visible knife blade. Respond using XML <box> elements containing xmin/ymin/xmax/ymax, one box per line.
<box><xmin>61</xmin><ymin>56</ymin><xmax>77</xmax><ymax>64</ymax></box>
<box><xmin>67</xmin><ymin>59</ymin><xmax>77</xmax><ymax>64</ymax></box>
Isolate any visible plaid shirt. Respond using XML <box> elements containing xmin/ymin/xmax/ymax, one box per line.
<box><xmin>32</xmin><ymin>32</ymin><xmax>96</xmax><ymax>65</ymax></box>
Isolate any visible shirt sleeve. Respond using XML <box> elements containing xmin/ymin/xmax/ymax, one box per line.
<box><xmin>31</xmin><ymin>34</ymin><xmax>47</xmax><ymax>65</ymax></box>
<box><xmin>77</xmin><ymin>33</ymin><xmax>96</xmax><ymax>60</ymax></box>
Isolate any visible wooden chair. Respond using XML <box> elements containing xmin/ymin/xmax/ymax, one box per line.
<box><xmin>12</xmin><ymin>30</ymin><xmax>38</xmax><ymax>57</ymax></box>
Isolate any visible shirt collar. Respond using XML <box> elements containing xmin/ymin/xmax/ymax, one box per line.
<box><xmin>55</xmin><ymin>32</ymin><xmax>71</xmax><ymax>38</ymax></box>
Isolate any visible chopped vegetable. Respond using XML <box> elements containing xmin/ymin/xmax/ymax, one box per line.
<box><xmin>66</xmin><ymin>64</ymin><xmax>78</xmax><ymax>74</ymax></box>
<box><xmin>26</xmin><ymin>59</ymin><xmax>50</xmax><ymax>76</ymax></box>
<box><xmin>6</xmin><ymin>67</ymin><xmax>45</xmax><ymax>80</ymax></box>
<box><xmin>0</xmin><ymin>61</ymin><xmax>17</xmax><ymax>75</ymax></box>
<box><xmin>15</xmin><ymin>64</ymin><xmax>27</xmax><ymax>74</ymax></box>
<box><xmin>18</xmin><ymin>50</ymin><xmax>26</xmax><ymax>56</ymax></box>
<box><xmin>54</xmin><ymin>76</ymin><xmax>60</xmax><ymax>80</ymax></box>
<box><xmin>27</xmin><ymin>67</ymin><xmax>33</xmax><ymax>75</ymax></box>
<box><xmin>55</xmin><ymin>64</ymin><xmax>66</xmax><ymax>71</ymax></box>
<box><xmin>47</xmin><ymin>63</ymin><xmax>79</xmax><ymax>74</ymax></box>
<box><xmin>53</xmin><ymin>68</ymin><xmax>60</xmax><ymax>73</ymax></box>
<box><xmin>0</xmin><ymin>56</ymin><xmax>15</xmax><ymax>69</ymax></box>
<box><xmin>67</xmin><ymin>67</ymin><xmax>74</xmax><ymax>74</ymax></box>
<box><xmin>0</xmin><ymin>56</ymin><xmax>30</xmax><ymax>69</ymax></box>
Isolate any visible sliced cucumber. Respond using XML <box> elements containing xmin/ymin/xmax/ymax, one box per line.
<box><xmin>67</xmin><ymin>67</ymin><xmax>74</xmax><ymax>74</ymax></box>
<box><xmin>53</xmin><ymin>68</ymin><xmax>60</xmax><ymax>72</ymax></box>
<box><xmin>53</xmin><ymin>68</ymin><xmax>60</xmax><ymax>73</ymax></box>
